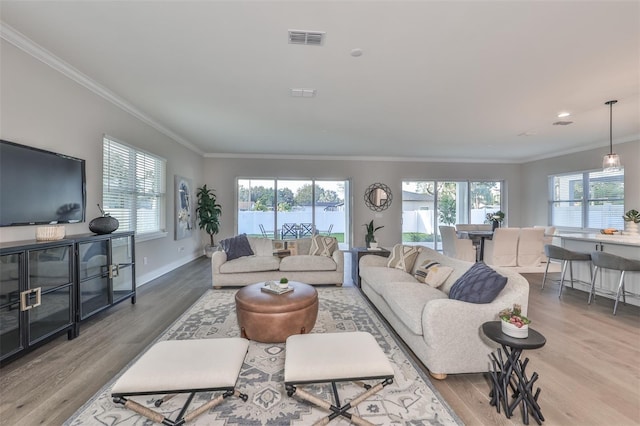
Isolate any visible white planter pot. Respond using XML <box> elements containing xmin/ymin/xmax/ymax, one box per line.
<box><xmin>204</xmin><ymin>244</ymin><xmax>218</xmax><ymax>258</ymax></box>
<box><xmin>501</xmin><ymin>320</ymin><xmax>529</xmax><ymax>339</ymax></box>
<box><xmin>625</xmin><ymin>221</ymin><xmax>639</xmax><ymax>235</ymax></box>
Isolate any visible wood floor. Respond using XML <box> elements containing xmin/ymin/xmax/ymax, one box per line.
<box><xmin>0</xmin><ymin>256</ymin><xmax>638</xmax><ymax>425</ymax></box>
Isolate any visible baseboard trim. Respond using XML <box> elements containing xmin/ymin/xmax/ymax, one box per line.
<box><xmin>137</xmin><ymin>254</ymin><xmax>202</xmax><ymax>287</ymax></box>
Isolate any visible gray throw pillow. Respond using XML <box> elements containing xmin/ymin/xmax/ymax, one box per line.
<box><xmin>448</xmin><ymin>262</ymin><xmax>507</xmax><ymax>304</ymax></box>
<box><xmin>220</xmin><ymin>234</ymin><xmax>254</xmax><ymax>261</ymax></box>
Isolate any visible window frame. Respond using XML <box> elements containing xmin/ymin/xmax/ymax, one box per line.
<box><xmin>102</xmin><ymin>135</ymin><xmax>167</xmax><ymax>241</ymax></box>
<box><xmin>548</xmin><ymin>168</ymin><xmax>624</xmax><ymax>230</ymax></box>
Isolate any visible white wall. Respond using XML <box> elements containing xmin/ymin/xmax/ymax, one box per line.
<box><xmin>520</xmin><ymin>140</ymin><xmax>640</xmax><ymax>228</ymax></box>
<box><xmin>0</xmin><ymin>40</ymin><xmax>205</xmax><ymax>285</ymax></box>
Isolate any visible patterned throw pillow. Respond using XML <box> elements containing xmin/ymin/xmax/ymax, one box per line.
<box><xmin>386</xmin><ymin>244</ymin><xmax>421</xmax><ymax>273</ymax></box>
<box><xmin>448</xmin><ymin>262</ymin><xmax>507</xmax><ymax>304</ymax></box>
<box><xmin>414</xmin><ymin>260</ymin><xmax>455</xmax><ymax>288</ymax></box>
<box><xmin>309</xmin><ymin>235</ymin><xmax>338</xmax><ymax>257</ymax></box>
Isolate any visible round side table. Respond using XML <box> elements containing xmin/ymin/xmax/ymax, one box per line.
<box><xmin>482</xmin><ymin>321</ymin><xmax>546</xmax><ymax>425</ymax></box>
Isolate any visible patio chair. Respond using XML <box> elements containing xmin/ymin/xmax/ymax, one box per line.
<box><xmin>298</xmin><ymin>223</ymin><xmax>315</xmax><ymax>237</ymax></box>
<box><xmin>320</xmin><ymin>224</ymin><xmax>333</xmax><ymax>236</ymax></box>
<box><xmin>281</xmin><ymin>223</ymin><xmax>298</xmax><ymax>239</ymax></box>
<box><xmin>259</xmin><ymin>224</ymin><xmax>273</xmax><ymax>238</ymax></box>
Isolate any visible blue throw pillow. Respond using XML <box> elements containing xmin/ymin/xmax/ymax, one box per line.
<box><xmin>220</xmin><ymin>234</ymin><xmax>254</xmax><ymax>261</ymax></box>
<box><xmin>449</xmin><ymin>262</ymin><xmax>507</xmax><ymax>304</ymax></box>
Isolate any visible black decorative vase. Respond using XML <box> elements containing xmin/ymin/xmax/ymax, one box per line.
<box><xmin>89</xmin><ymin>215</ymin><xmax>119</xmax><ymax>234</ymax></box>
<box><xmin>492</xmin><ymin>220</ymin><xmax>500</xmax><ymax>231</ymax></box>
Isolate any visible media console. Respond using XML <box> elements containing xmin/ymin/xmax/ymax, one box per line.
<box><xmin>0</xmin><ymin>231</ymin><xmax>135</xmax><ymax>365</ymax></box>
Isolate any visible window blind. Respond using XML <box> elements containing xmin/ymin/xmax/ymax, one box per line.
<box><xmin>549</xmin><ymin>169</ymin><xmax>624</xmax><ymax>229</ymax></box>
<box><xmin>103</xmin><ymin>136</ymin><xmax>166</xmax><ymax>236</ymax></box>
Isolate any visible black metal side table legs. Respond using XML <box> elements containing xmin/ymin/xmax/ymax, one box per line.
<box><xmin>482</xmin><ymin>321</ymin><xmax>546</xmax><ymax>425</ymax></box>
<box><xmin>488</xmin><ymin>345</ymin><xmax>544</xmax><ymax>425</ymax></box>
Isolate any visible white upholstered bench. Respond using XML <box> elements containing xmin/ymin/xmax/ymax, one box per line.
<box><xmin>284</xmin><ymin>332</ymin><xmax>394</xmax><ymax>426</ymax></box>
<box><xmin>111</xmin><ymin>338</ymin><xmax>249</xmax><ymax>425</ymax></box>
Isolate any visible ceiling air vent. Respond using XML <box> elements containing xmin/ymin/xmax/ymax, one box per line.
<box><xmin>553</xmin><ymin>121</ymin><xmax>573</xmax><ymax>126</ymax></box>
<box><xmin>288</xmin><ymin>30</ymin><xmax>325</xmax><ymax>46</ymax></box>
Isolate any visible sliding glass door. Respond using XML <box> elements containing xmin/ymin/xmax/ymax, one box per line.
<box><xmin>402</xmin><ymin>180</ymin><xmax>503</xmax><ymax>251</ymax></box>
<box><xmin>237</xmin><ymin>178</ymin><xmax>350</xmax><ymax>247</ymax></box>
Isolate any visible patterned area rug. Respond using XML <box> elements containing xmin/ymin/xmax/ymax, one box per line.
<box><xmin>65</xmin><ymin>287</ymin><xmax>463</xmax><ymax>425</ymax></box>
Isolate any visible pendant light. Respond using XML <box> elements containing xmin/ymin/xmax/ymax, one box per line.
<box><xmin>602</xmin><ymin>100</ymin><xmax>621</xmax><ymax>172</ymax></box>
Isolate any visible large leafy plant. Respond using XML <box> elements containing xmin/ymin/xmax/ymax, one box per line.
<box><xmin>196</xmin><ymin>185</ymin><xmax>222</xmax><ymax>246</ymax></box>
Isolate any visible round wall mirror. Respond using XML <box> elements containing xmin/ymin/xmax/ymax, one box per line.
<box><xmin>364</xmin><ymin>183</ymin><xmax>392</xmax><ymax>212</ymax></box>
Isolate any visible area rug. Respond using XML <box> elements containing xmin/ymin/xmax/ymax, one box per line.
<box><xmin>65</xmin><ymin>287</ymin><xmax>463</xmax><ymax>425</ymax></box>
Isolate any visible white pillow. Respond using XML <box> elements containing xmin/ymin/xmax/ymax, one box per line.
<box><xmin>414</xmin><ymin>260</ymin><xmax>454</xmax><ymax>288</ymax></box>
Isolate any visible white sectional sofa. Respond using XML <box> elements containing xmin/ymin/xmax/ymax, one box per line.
<box><xmin>211</xmin><ymin>236</ymin><xmax>343</xmax><ymax>287</ymax></box>
<box><xmin>359</xmin><ymin>246</ymin><xmax>529</xmax><ymax>379</ymax></box>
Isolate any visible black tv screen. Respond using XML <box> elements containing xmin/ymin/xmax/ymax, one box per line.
<box><xmin>0</xmin><ymin>140</ymin><xmax>86</xmax><ymax>226</ymax></box>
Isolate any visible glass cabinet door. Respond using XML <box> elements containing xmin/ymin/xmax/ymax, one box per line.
<box><xmin>78</xmin><ymin>240</ymin><xmax>109</xmax><ymax>319</ymax></box>
<box><xmin>0</xmin><ymin>253</ymin><xmax>23</xmax><ymax>360</ymax></box>
<box><xmin>112</xmin><ymin>236</ymin><xmax>134</xmax><ymax>304</ymax></box>
<box><xmin>28</xmin><ymin>286</ymin><xmax>73</xmax><ymax>344</ymax></box>
<box><xmin>27</xmin><ymin>245</ymin><xmax>74</xmax><ymax>343</ymax></box>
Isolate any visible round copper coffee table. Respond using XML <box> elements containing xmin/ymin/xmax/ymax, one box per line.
<box><xmin>235</xmin><ymin>281</ymin><xmax>319</xmax><ymax>343</ymax></box>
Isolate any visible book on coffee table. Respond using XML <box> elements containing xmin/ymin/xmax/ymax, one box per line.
<box><xmin>261</xmin><ymin>285</ymin><xmax>294</xmax><ymax>295</ymax></box>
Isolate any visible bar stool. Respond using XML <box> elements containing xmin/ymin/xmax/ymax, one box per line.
<box><xmin>589</xmin><ymin>252</ymin><xmax>640</xmax><ymax>315</ymax></box>
<box><xmin>542</xmin><ymin>245</ymin><xmax>592</xmax><ymax>297</ymax></box>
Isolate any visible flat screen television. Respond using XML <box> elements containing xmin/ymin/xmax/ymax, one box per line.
<box><xmin>0</xmin><ymin>140</ymin><xmax>86</xmax><ymax>226</ymax></box>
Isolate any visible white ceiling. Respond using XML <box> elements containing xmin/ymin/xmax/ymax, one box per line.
<box><xmin>1</xmin><ymin>1</ymin><xmax>639</xmax><ymax>162</ymax></box>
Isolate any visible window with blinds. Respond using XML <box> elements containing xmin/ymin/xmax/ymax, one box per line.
<box><xmin>103</xmin><ymin>136</ymin><xmax>166</xmax><ymax>237</ymax></box>
<box><xmin>549</xmin><ymin>169</ymin><xmax>624</xmax><ymax>229</ymax></box>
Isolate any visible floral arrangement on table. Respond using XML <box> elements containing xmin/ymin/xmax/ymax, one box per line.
<box><xmin>485</xmin><ymin>210</ymin><xmax>505</xmax><ymax>223</ymax></box>
<box><xmin>499</xmin><ymin>304</ymin><xmax>530</xmax><ymax>338</ymax></box>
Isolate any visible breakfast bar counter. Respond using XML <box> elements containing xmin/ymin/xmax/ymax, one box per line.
<box><xmin>556</xmin><ymin>232</ymin><xmax>640</xmax><ymax>307</ymax></box>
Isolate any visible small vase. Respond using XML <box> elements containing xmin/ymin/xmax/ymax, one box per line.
<box><xmin>89</xmin><ymin>215</ymin><xmax>119</xmax><ymax>234</ymax></box>
<box><xmin>492</xmin><ymin>221</ymin><xmax>500</xmax><ymax>231</ymax></box>
<box><xmin>501</xmin><ymin>320</ymin><xmax>528</xmax><ymax>338</ymax></box>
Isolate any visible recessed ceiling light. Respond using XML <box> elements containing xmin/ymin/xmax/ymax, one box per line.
<box><xmin>350</xmin><ymin>48</ymin><xmax>363</xmax><ymax>57</ymax></box>
<box><xmin>557</xmin><ymin>112</ymin><xmax>571</xmax><ymax>118</ymax></box>
<box><xmin>553</xmin><ymin>121</ymin><xmax>573</xmax><ymax>126</ymax></box>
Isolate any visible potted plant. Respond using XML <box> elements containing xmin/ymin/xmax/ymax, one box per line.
<box><xmin>499</xmin><ymin>304</ymin><xmax>530</xmax><ymax>338</ymax></box>
<box><xmin>363</xmin><ymin>220</ymin><xmax>384</xmax><ymax>248</ymax></box>
<box><xmin>196</xmin><ymin>185</ymin><xmax>222</xmax><ymax>257</ymax></box>
<box><xmin>486</xmin><ymin>210</ymin><xmax>505</xmax><ymax>231</ymax></box>
<box><xmin>623</xmin><ymin>209</ymin><xmax>640</xmax><ymax>235</ymax></box>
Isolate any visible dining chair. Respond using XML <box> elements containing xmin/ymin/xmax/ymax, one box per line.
<box><xmin>483</xmin><ymin>228</ymin><xmax>520</xmax><ymax>267</ymax></box>
<box><xmin>439</xmin><ymin>225</ymin><xmax>477</xmax><ymax>262</ymax></box>
<box><xmin>322</xmin><ymin>224</ymin><xmax>334</xmax><ymax>236</ymax></box>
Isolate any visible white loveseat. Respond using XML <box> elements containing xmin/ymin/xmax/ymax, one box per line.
<box><xmin>359</xmin><ymin>246</ymin><xmax>529</xmax><ymax>379</ymax></box>
<box><xmin>211</xmin><ymin>236</ymin><xmax>343</xmax><ymax>288</ymax></box>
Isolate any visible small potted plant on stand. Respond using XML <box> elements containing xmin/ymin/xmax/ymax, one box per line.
<box><xmin>623</xmin><ymin>209</ymin><xmax>640</xmax><ymax>235</ymax></box>
<box><xmin>196</xmin><ymin>185</ymin><xmax>222</xmax><ymax>257</ymax></box>
<box><xmin>363</xmin><ymin>220</ymin><xmax>384</xmax><ymax>249</ymax></box>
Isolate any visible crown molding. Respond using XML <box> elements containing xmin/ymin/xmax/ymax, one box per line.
<box><xmin>0</xmin><ymin>21</ymin><xmax>203</xmax><ymax>156</ymax></box>
<box><xmin>203</xmin><ymin>152</ymin><xmax>522</xmax><ymax>164</ymax></box>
